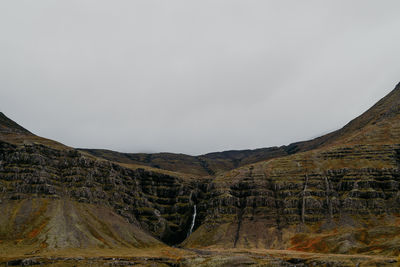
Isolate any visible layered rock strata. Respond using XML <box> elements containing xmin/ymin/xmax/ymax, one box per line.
<box><xmin>0</xmin><ymin>141</ymin><xmax>202</xmax><ymax>245</ymax></box>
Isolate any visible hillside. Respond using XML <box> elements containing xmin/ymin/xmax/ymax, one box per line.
<box><xmin>80</xmin><ymin>82</ymin><xmax>400</xmax><ymax>177</ymax></box>
<box><xmin>0</xmin><ymin>198</ymin><xmax>161</xmax><ymax>250</ymax></box>
<box><xmin>0</xmin><ymin>112</ymin><xmax>32</xmax><ymax>135</ymax></box>
<box><xmin>1</xmin><ymin>82</ymin><xmax>400</xmax><ymax>265</ymax></box>
<box><xmin>184</xmin><ymin>82</ymin><xmax>400</xmax><ymax>253</ymax></box>
<box><xmin>80</xmin><ymin>146</ymin><xmax>289</xmax><ymax>177</ymax></box>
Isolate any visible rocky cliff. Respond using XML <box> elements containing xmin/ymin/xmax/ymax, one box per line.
<box><xmin>186</xmin><ymin>143</ymin><xmax>400</xmax><ymax>254</ymax></box>
<box><xmin>183</xmin><ymin>83</ymin><xmax>400</xmax><ymax>255</ymax></box>
<box><xmin>1</xmin><ymin>82</ymin><xmax>400</xmax><ymax>257</ymax></box>
<box><xmin>0</xmin><ymin>139</ymin><xmax>207</xmax><ymax>246</ymax></box>
<box><xmin>80</xmin><ymin>146</ymin><xmax>290</xmax><ymax>177</ymax></box>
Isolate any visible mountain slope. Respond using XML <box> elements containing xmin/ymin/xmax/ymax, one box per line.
<box><xmin>81</xmin><ymin>82</ymin><xmax>400</xmax><ymax>177</ymax></box>
<box><xmin>0</xmin><ymin>112</ymin><xmax>32</xmax><ymax>134</ymax></box>
<box><xmin>1</xmin><ymin>81</ymin><xmax>400</xmax><ymax>260</ymax></box>
<box><xmin>0</xmin><ymin>112</ymin><xmax>70</xmax><ymax>150</ymax></box>
<box><xmin>184</xmin><ymin>83</ymin><xmax>400</xmax><ymax>254</ymax></box>
<box><xmin>285</xmin><ymin>82</ymin><xmax>400</xmax><ymax>153</ymax></box>
<box><xmin>80</xmin><ymin>146</ymin><xmax>289</xmax><ymax>177</ymax></box>
<box><xmin>0</xmin><ymin>198</ymin><xmax>161</xmax><ymax>251</ymax></box>
<box><xmin>0</xmin><ymin>139</ymin><xmax>206</xmax><ymax>246</ymax></box>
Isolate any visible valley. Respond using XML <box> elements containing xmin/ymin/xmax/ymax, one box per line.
<box><xmin>1</xmin><ymin>82</ymin><xmax>400</xmax><ymax>266</ymax></box>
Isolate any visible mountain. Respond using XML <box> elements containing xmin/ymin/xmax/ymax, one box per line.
<box><xmin>79</xmin><ymin>146</ymin><xmax>289</xmax><ymax>177</ymax></box>
<box><xmin>184</xmin><ymin>82</ymin><xmax>400</xmax><ymax>253</ymax></box>
<box><xmin>0</xmin><ymin>198</ymin><xmax>161</xmax><ymax>249</ymax></box>
<box><xmin>0</xmin><ymin>112</ymin><xmax>69</xmax><ymax>150</ymax></box>
<box><xmin>284</xmin><ymin>81</ymin><xmax>400</xmax><ymax>152</ymax></box>
<box><xmin>80</xmin><ymin>82</ymin><xmax>400</xmax><ymax>177</ymax></box>
<box><xmin>0</xmin><ymin>112</ymin><xmax>32</xmax><ymax>135</ymax></box>
<box><xmin>1</xmin><ymin>82</ymin><xmax>400</xmax><ymax>265</ymax></box>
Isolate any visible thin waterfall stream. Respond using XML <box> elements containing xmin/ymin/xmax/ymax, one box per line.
<box><xmin>187</xmin><ymin>205</ymin><xmax>197</xmax><ymax>237</ymax></box>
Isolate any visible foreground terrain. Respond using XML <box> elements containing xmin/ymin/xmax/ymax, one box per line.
<box><xmin>0</xmin><ymin>247</ymin><xmax>398</xmax><ymax>266</ymax></box>
<box><xmin>1</xmin><ymin>82</ymin><xmax>400</xmax><ymax>265</ymax></box>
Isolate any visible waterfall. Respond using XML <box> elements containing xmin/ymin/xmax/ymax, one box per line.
<box><xmin>187</xmin><ymin>205</ymin><xmax>197</xmax><ymax>237</ymax></box>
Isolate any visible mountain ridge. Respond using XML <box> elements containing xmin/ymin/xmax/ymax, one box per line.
<box><xmin>1</xmin><ymin>82</ymin><xmax>400</xmax><ymax>265</ymax></box>
<box><xmin>0</xmin><ymin>112</ymin><xmax>32</xmax><ymax>135</ymax></box>
<box><xmin>80</xmin><ymin>82</ymin><xmax>400</xmax><ymax>176</ymax></box>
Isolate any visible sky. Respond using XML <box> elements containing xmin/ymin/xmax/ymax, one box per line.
<box><xmin>1</xmin><ymin>1</ymin><xmax>400</xmax><ymax>155</ymax></box>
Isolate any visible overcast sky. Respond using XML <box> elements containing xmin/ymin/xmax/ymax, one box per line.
<box><xmin>1</xmin><ymin>1</ymin><xmax>400</xmax><ymax>155</ymax></box>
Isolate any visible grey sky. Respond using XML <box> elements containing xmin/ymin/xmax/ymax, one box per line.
<box><xmin>1</xmin><ymin>1</ymin><xmax>400</xmax><ymax>155</ymax></box>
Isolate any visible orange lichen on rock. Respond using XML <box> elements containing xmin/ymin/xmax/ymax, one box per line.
<box><xmin>27</xmin><ymin>219</ymin><xmax>48</xmax><ymax>239</ymax></box>
<box><xmin>162</xmin><ymin>249</ymin><xmax>179</xmax><ymax>260</ymax></box>
<box><xmin>289</xmin><ymin>235</ymin><xmax>329</xmax><ymax>253</ymax></box>
<box><xmin>40</xmin><ymin>241</ymin><xmax>48</xmax><ymax>249</ymax></box>
<box><xmin>33</xmin><ymin>199</ymin><xmax>49</xmax><ymax>218</ymax></box>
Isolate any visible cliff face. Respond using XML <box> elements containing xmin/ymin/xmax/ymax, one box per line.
<box><xmin>80</xmin><ymin>146</ymin><xmax>290</xmax><ymax>177</ymax></box>
<box><xmin>0</xmin><ymin>140</ymin><xmax>204</xmax><ymax>246</ymax></box>
<box><xmin>1</xmin><ymin>82</ymin><xmax>400</xmax><ymax>255</ymax></box>
<box><xmin>183</xmin><ymin>83</ymin><xmax>400</xmax><ymax>254</ymax></box>
<box><xmin>186</xmin><ymin>143</ymin><xmax>400</xmax><ymax>254</ymax></box>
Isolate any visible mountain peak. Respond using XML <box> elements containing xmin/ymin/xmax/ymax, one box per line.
<box><xmin>340</xmin><ymin>81</ymin><xmax>400</xmax><ymax>131</ymax></box>
<box><xmin>283</xmin><ymin>81</ymin><xmax>400</xmax><ymax>153</ymax></box>
<box><xmin>0</xmin><ymin>112</ymin><xmax>32</xmax><ymax>135</ymax></box>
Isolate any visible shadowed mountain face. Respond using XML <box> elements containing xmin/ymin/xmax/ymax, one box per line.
<box><xmin>1</xmin><ymin>82</ymin><xmax>400</xmax><ymax>258</ymax></box>
<box><xmin>79</xmin><ymin>147</ymin><xmax>290</xmax><ymax>177</ymax></box>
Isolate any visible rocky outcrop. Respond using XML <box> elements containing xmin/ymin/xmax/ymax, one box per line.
<box><xmin>185</xmin><ymin>143</ymin><xmax>400</xmax><ymax>253</ymax></box>
<box><xmin>0</xmin><ymin>141</ymin><xmax>204</xmax><ymax>245</ymax></box>
<box><xmin>3</xmin><ymin>140</ymin><xmax>400</xmax><ymax>252</ymax></box>
<box><xmin>80</xmin><ymin>146</ymin><xmax>290</xmax><ymax>177</ymax></box>
<box><xmin>2</xmin><ymin>82</ymin><xmax>400</xmax><ymax>256</ymax></box>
